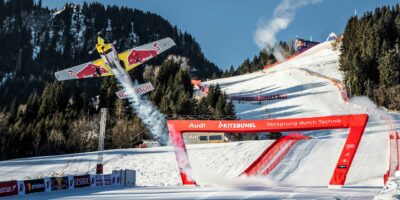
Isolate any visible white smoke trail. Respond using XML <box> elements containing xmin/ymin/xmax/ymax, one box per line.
<box><xmin>254</xmin><ymin>0</ymin><xmax>322</xmax><ymax>61</ymax></box>
<box><xmin>349</xmin><ymin>96</ymin><xmax>396</xmax><ymax>138</ymax></box>
<box><xmin>350</xmin><ymin>96</ymin><xmax>392</xmax><ymax>121</ymax></box>
<box><xmin>113</xmin><ymin>71</ymin><xmax>169</xmax><ymax>145</ymax></box>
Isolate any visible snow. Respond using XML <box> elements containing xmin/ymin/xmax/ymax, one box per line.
<box><xmin>129</xmin><ymin>22</ymin><xmax>139</xmax><ymax>46</ymax></box>
<box><xmin>0</xmin><ymin>141</ymin><xmax>272</xmax><ymax>187</ymax></box>
<box><xmin>0</xmin><ymin>72</ymin><xmax>13</xmax><ymax>86</ymax></box>
<box><xmin>31</xmin><ymin>30</ymin><xmax>40</xmax><ymax>59</ymax></box>
<box><xmin>1</xmin><ymin>40</ymin><xmax>400</xmax><ymax>199</ymax></box>
<box><xmin>70</xmin><ymin>7</ymin><xmax>86</xmax><ymax>52</ymax></box>
<box><xmin>106</xmin><ymin>19</ymin><xmax>112</xmax><ymax>32</ymax></box>
<box><xmin>2</xmin><ymin>185</ymin><xmax>382</xmax><ymax>200</ymax></box>
<box><xmin>53</xmin><ymin>6</ymin><xmax>66</xmax><ymax>16</ymax></box>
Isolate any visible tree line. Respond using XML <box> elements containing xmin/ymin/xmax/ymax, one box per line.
<box><xmin>220</xmin><ymin>41</ymin><xmax>293</xmax><ymax>78</ymax></box>
<box><xmin>339</xmin><ymin>4</ymin><xmax>400</xmax><ymax>110</ymax></box>
<box><xmin>0</xmin><ymin>0</ymin><xmax>232</xmax><ymax>160</ymax></box>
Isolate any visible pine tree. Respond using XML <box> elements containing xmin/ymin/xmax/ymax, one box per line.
<box><xmin>378</xmin><ymin>49</ymin><xmax>400</xmax><ymax>86</ymax></box>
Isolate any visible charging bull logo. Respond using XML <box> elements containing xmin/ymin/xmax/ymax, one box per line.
<box><xmin>69</xmin><ymin>64</ymin><xmax>108</xmax><ymax>79</ymax></box>
<box><xmin>50</xmin><ymin>177</ymin><xmax>68</xmax><ymax>191</ymax></box>
<box><xmin>128</xmin><ymin>43</ymin><xmax>160</xmax><ymax>65</ymax></box>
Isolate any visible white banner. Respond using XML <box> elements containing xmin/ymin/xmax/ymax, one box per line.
<box><xmin>17</xmin><ymin>180</ymin><xmax>25</xmax><ymax>196</ymax></box>
<box><xmin>90</xmin><ymin>175</ymin><xmax>96</xmax><ymax>188</ymax></box>
<box><xmin>68</xmin><ymin>176</ymin><xmax>74</xmax><ymax>189</ymax></box>
<box><xmin>112</xmin><ymin>173</ymin><xmax>121</xmax><ymax>185</ymax></box>
<box><xmin>103</xmin><ymin>174</ymin><xmax>112</xmax><ymax>186</ymax></box>
<box><xmin>44</xmin><ymin>178</ymin><xmax>51</xmax><ymax>192</ymax></box>
<box><xmin>95</xmin><ymin>175</ymin><xmax>104</xmax><ymax>187</ymax></box>
<box><xmin>116</xmin><ymin>82</ymin><xmax>155</xmax><ymax>99</ymax></box>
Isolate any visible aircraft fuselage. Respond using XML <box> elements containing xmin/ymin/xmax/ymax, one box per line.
<box><xmin>99</xmin><ymin>44</ymin><xmax>134</xmax><ymax>88</ymax></box>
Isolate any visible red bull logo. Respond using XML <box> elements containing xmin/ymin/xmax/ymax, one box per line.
<box><xmin>128</xmin><ymin>43</ymin><xmax>160</xmax><ymax>65</ymax></box>
<box><xmin>70</xmin><ymin>64</ymin><xmax>108</xmax><ymax>79</ymax></box>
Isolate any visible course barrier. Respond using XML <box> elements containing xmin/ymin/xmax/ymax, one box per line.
<box><xmin>191</xmin><ymin>79</ymin><xmax>209</xmax><ymax>93</ymax></box>
<box><xmin>384</xmin><ymin>130</ymin><xmax>399</xmax><ymax>185</ymax></box>
<box><xmin>229</xmin><ymin>93</ymin><xmax>288</xmax><ymax>102</ymax></box>
<box><xmin>0</xmin><ymin>173</ymin><xmax>122</xmax><ymax>198</ymax></box>
<box><xmin>242</xmin><ymin>133</ymin><xmax>311</xmax><ymax>176</ymax></box>
<box><xmin>298</xmin><ymin>68</ymin><xmax>350</xmax><ymax>104</ymax></box>
<box><xmin>263</xmin><ymin>45</ymin><xmax>315</xmax><ymax>70</ymax></box>
<box><xmin>167</xmin><ymin>114</ymin><xmax>369</xmax><ymax>187</ymax></box>
<box><xmin>0</xmin><ymin>180</ymin><xmax>17</xmax><ymax>197</ymax></box>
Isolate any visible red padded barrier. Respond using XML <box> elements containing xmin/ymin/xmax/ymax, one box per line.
<box><xmin>242</xmin><ymin>133</ymin><xmax>310</xmax><ymax>176</ymax></box>
<box><xmin>191</xmin><ymin>80</ymin><xmax>209</xmax><ymax>94</ymax></box>
<box><xmin>229</xmin><ymin>94</ymin><xmax>288</xmax><ymax>102</ymax></box>
<box><xmin>263</xmin><ymin>45</ymin><xmax>315</xmax><ymax>70</ymax></box>
<box><xmin>396</xmin><ymin>131</ymin><xmax>400</xmax><ymax>171</ymax></box>
<box><xmin>168</xmin><ymin>114</ymin><xmax>369</xmax><ymax>187</ymax></box>
<box><xmin>384</xmin><ymin>128</ymin><xmax>399</xmax><ymax>184</ymax></box>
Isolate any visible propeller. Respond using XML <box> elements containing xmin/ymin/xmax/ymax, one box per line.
<box><xmin>88</xmin><ymin>30</ymin><xmax>104</xmax><ymax>54</ymax></box>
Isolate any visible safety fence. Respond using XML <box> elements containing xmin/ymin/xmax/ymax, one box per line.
<box><xmin>263</xmin><ymin>45</ymin><xmax>316</xmax><ymax>70</ymax></box>
<box><xmin>228</xmin><ymin>93</ymin><xmax>288</xmax><ymax>102</ymax></box>
<box><xmin>242</xmin><ymin>133</ymin><xmax>311</xmax><ymax>176</ymax></box>
<box><xmin>0</xmin><ymin>173</ymin><xmax>121</xmax><ymax>198</ymax></box>
<box><xmin>298</xmin><ymin>68</ymin><xmax>350</xmax><ymax>104</ymax></box>
<box><xmin>331</xmin><ymin>80</ymin><xmax>350</xmax><ymax>103</ymax></box>
<box><xmin>384</xmin><ymin>130</ymin><xmax>399</xmax><ymax>184</ymax></box>
<box><xmin>191</xmin><ymin>79</ymin><xmax>209</xmax><ymax>93</ymax></box>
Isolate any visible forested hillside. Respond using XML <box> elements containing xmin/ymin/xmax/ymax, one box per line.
<box><xmin>220</xmin><ymin>41</ymin><xmax>293</xmax><ymax>77</ymax></box>
<box><xmin>0</xmin><ymin>0</ymin><xmax>221</xmax><ymax>110</ymax></box>
<box><xmin>340</xmin><ymin>5</ymin><xmax>400</xmax><ymax>110</ymax></box>
<box><xmin>0</xmin><ymin>0</ymin><xmax>232</xmax><ymax>160</ymax></box>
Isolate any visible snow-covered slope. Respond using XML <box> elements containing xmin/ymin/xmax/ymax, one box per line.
<box><xmin>1</xmin><ymin>40</ymin><xmax>400</xmax><ymax>199</ymax></box>
<box><xmin>0</xmin><ymin>141</ymin><xmax>272</xmax><ymax>186</ymax></box>
<box><xmin>203</xmin><ymin>40</ymin><xmax>398</xmax><ymax>187</ymax></box>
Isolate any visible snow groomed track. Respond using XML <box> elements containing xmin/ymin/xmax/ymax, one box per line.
<box><xmin>242</xmin><ymin>133</ymin><xmax>311</xmax><ymax>176</ymax></box>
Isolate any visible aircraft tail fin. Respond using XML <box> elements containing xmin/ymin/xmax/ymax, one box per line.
<box><xmin>115</xmin><ymin>82</ymin><xmax>155</xmax><ymax>99</ymax></box>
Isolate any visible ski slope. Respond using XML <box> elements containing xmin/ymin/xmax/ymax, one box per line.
<box><xmin>1</xmin><ymin>40</ymin><xmax>399</xmax><ymax>199</ymax></box>
<box><xmin>204</xmin><ymin>40</ymin><xmax>398</xmax><ymax>187</ymax></box>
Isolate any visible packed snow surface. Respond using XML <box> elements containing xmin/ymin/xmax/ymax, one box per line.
<box><xmin>1</xmin><ymin>40</ymin><xmax>400</xmax><ymax>199</ymax></box>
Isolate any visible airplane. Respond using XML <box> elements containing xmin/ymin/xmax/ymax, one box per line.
<box><xmin>54</xmin><ymin>35</ymin><xmax>176</xmax><ymax>99</ymax></box>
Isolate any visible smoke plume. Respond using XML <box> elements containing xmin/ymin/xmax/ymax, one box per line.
<box><xmin>113</xmin><ymin>70</ymin><xmax>169</xmax><ymax>145</ymax></box>
<box><xmin>350</xmin><ymin>96</ymin><xmax>396</xmax><ymax>138</ymax></box>
<box><xmin>254</xmin><ymin>0</ymin><xmax>321</xmax><ymax>61</ymax></box>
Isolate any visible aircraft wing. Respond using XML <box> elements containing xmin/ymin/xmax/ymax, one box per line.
<box><xmin>54</xmin><ymin>59</ymin><xmax>113</xmax><ymax>81</ymax></box>
<box><xmin>118</xmin><ymin>37</ymin><xmax>176</xmax><ymax>72</ymax></box>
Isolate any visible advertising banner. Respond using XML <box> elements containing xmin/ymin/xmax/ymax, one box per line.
<box><xmin>50</xmin><ymin>177</ymin><xmax>68</xmax><ymax>191</ymax></box>
<box><xmin>17</xmin><ymin>180</ymin><xmax>25</xmax><ymax>195</ymax></box>
<box><xmin>112</xmin><ymin>173</ymin><xmax>121</xmax><ymax>185</ymax></box>
<box><xmin>73</xmin><ymin>175</ymin><xmax>91</xmax><ymax>188</ymax></box>
<box><xmin>68</xmin><ymin>176</ymin><xmax>74</xmax><ymax>189</ymax></box>
<box><xmin>24</xmin><ymin>179</ymin><xmax>45</xmax><ymax>194</ymax></box>
<box><xmin>0</xmin><ymin>181</ymin><xmax>18</xmax><ymax>197</ymax></box>
<box><xmin>95</xmin><ymin>175</ymin><xmax>104</xmax><ymax>187</ymax></box>
<box><xmin>103</xmin><ymin>174</ymin><xmax>112</xmax><ymax>186</ymax></box>
<box><xmin>90</xmin><ymin>175</ymin><xmax>96</xmax><ymax>187</ymax></box>
<box><xmin>44</xmin><ymin>178</ymin><xmax>51</xmax><ymax>192</ymax></box>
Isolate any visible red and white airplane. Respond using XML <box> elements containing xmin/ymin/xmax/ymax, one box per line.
<box><xmin>55</xmin><ymin>36</ymin><xmax>175</xmax><ymax>99</ymax></box>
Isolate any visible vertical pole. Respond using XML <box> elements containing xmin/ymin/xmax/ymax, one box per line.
<box><xmin>167</xmin><ymin>122</ymin><xmax>196</xmax><ymax>185</ymax></box>
<box><xmin>396</xmin><ymin>131</ymin><xmax>400</xmax><ymax>171</ymax></box>
<box><xmin>97</xmin><ymin>108</ymin><xmax>107</xmax><ymax>174</ymax></box>
<box><xmin>329</xmin><ymin>115</ymin><xmax>368</xmax><ymax>187</ymax></box>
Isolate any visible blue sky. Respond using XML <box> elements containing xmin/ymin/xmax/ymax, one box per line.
<box><xmin>42</xmin><ymin>0</ymin><xmax>400</xmax><ymax>70</ymax></box>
